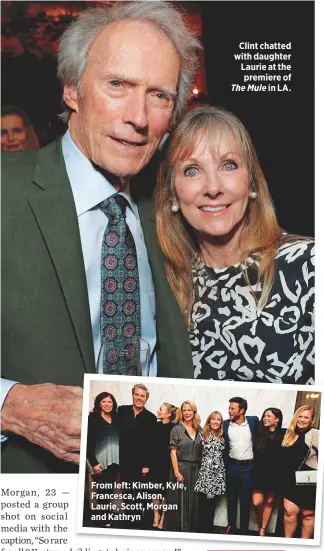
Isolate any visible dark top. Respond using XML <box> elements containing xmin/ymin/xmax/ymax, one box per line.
<box><xmin>254</xmin><ymin>427</ymin><xmax>286</xmax><ymax>492</ymax></box>
<box><xmin>118</xmin><ymin>404</ymin><xmax>156</xmax><ymax>472</ymax></box>
<box><xmin>151</xmin><ymin>421</ymin><xmax>174</xmax><ymax>486</ymax></box>
<box><xmin>169</xmin><ymin>423</ymin><xmax>202</xmax><ymax>463</ymax></box>
<box><xmin>281</xmin><ymin>432</ymin><xmax>311</xmax><ymax>492</ymax></box>
<box><xmin>87</xmin><ymin>412</ymin><xmax>119</xmax><ymax>469</ymax></box>
<box><xmin>190</xmin><ymin>240</ymin><xmax>314</xmax><ymax>384</ymax></box>
<box><xmin>281</xmin><ymin>431</ymin><xmax>317</xmax><ymax>509</ymax></box>
<box><xmin>155</xmin><ymin>421</ymin><xmax>174</xmax><ymax>469</ymax></box>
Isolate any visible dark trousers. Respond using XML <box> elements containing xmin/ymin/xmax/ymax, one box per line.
<box><xmin>226</xmin><ymin>462</ymin><xmax>253</xmax><ymax>535</ymax></box>
<box><xmin>198</xmin><ymin>493</ymin><xmax>219</xmax><ymax>533</ymax></box>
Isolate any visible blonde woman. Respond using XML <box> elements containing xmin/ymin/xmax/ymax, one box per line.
<box><xmin>151</xmin><ymin>403</ymin><xmax>181</xmax><ymax>529</ymax></box>
<box><xmin>281</xmin><ymin>406</ymin><xmax>319</xmax><ymax>538</ymax></box>
<box><xmin>194</xmin><ymin>411</ymin><xmax>225</xmax><ymax>533</ymax></box>
<box><xmin>165</xmin><ymin>400</ymin><xmax>202</xmax><ymax>532</ymax></box>
<box><xmin>155</xmin><ymin>106</ymin><xmax>314</xmax><ymax>384</ymax></box>
<box><xmin>1</xmin><ymin>105</ymin><xmax>40</xmax><ymax>152</ymax></box>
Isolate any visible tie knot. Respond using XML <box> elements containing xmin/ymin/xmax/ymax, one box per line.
<box><xmin>100</xmin><ymin>194</ymin><xmax>128</xmax><ymax>219</ymax></box>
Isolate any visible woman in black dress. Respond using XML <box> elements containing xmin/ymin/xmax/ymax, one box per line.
<box><xmin>194</xmin><ymin>410</ymin><xmax>226</xmax><ymax>533</ymax></box>
<box><xmin>151</xmin><ymin>402</ymin><xmax>180</xmax><ymax>529</ymax></box>
<box><xmin>252</xmin><ymin>407</ymin><xmax>285</xmax><ymax>536</ymax></box>
<box><xmin>165</xmin><ymin>400</ymin><xmax>202</xmax><ymax>532</ymax></box>
<box><xmin>87</xmin><ymin>392</ymin><xmax>119</xmax><ymax>526</ymax></box>
<box><xmin>281</xmin><ymin>406</ymin><xmax>319</xmax><ymax>539</ymax></box>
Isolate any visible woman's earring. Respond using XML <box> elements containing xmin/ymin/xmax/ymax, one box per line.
<box><xmin>171</xmin><ymin>203</ymin><xmax>179</xmax><ymax>213</ymax></box>
<box><xmin>249</xmin><ymin>190</ymin><xmax>257</xmax><ymax>199</ymax></box>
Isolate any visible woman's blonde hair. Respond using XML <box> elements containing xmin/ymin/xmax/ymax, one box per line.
<box><xmin>282</xmin><ymin>405</ymin><xmax>315</xmax><ymax>447</ymax></box>
<box><xmin>180</xmin><ymin>400</ymin><xmax>201</xmax><ymax>431</ymax></box>
<box><xmin>155</xmin><ymin>106</ymin><xmax>297</xmax><ymax>325</ymax></box>
<box><xmin>203</xmin><ymin>410</ymin><xmax>223</xmax><ymax>441</ymax></box>
<box><xmin>162</xmin><ymin>402</ymin><xmax>181</xmax><ymax>424</ymax></box>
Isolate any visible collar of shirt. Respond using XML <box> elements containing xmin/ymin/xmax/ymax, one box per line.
<box><xmin>229</xmin><ymin>418</ymin><xmax>248</xmax><ymax>427</ymax></box>
<box><xmin>62</xmin><ymin>129</ymin><xmax>139</xmax><ymax>218</ymax></box>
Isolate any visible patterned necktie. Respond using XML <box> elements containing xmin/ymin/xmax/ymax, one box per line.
<box><xmin>99</xmin><ymin>194</ymin><xmax>140</xmax><ymax>373</ymax></box>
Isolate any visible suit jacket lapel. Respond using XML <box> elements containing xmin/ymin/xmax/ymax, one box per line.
<box><xmin>28</xmin><ymin>140</ymin><xmax>95</xmax><ymax>373</ymax></box>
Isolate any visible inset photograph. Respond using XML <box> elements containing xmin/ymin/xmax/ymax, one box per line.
<box><xmin>77</xmin><ymin>376</ymin><xmax>322</xmax><ymax>545</ymax></box>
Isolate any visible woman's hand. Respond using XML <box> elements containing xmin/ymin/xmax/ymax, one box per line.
<box><xmin>174</xmin><ymin>472</ymin><xmax>184</xmax><ymax>482</ymax></box>
<box><xmin>93</xmin><ymin>463</ymin><xmax>104</xmax><ymax>475</ymax></box>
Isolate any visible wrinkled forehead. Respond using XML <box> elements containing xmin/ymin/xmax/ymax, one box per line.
<box><xmin>171</xmin><ymin>123</ymin><xmax>247</xmax><ymax>165</ymax></box>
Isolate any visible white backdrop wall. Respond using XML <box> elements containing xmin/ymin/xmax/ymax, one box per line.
<box><xmin>87</xmin><ymin>379</ymin><xmax>298</xmax><ymax>428</ymax></box>
<box><xmin>85</xmin><ymin>378</ymin><xmax>300</xmax><ymax>533</ymax></box>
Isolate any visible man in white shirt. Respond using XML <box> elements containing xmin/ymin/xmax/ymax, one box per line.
<box><xmin>223</xmin><ymin>397</ymin><xmax>259</xmax><ymax>535</ymax></box>
<box><xmin>1</xmin><ymin>1</ymin><xmax>201</xmax><ymax>473</ymax></box>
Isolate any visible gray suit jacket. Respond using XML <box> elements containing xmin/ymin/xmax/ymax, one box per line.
<box><xmin>1</xmin><ymin>139</ymin><xmax>192</xmax><ymax>473</ymax></box>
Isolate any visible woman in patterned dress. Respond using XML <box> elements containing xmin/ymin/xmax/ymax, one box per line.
<box><xmin>194</xmin><ymin>411</ymin><xmax>226</xmax><ymax>533</ymax></box>
<box><xmin>155</xmin><ymin>106</ymin><xmax>314</xmax><ymax>384</ymax></box>
<box><xmin>252</xmin><ymin>407</ymin><xmax>285</xmax><ymax>536</ymax></box>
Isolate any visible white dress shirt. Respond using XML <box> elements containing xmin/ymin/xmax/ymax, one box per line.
<box><xmin>1</xmin><ymin>131</ymin><xmax>157</xmax><ymax>439</ymax></box>
<box><xmin>228</xmin><ymin>419</ymin><xmax>254</xmax><ymax>460</ymax></box>
<box><xmin>62</xmin><ymin>130</ymin><xmax>157</xmax><ymax>375</ymax></box>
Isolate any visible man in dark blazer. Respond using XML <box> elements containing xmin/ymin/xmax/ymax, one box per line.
<box><xmin>118</xmin><ymin>384</ymin><xmax>156</xmax><ymax>483</ymax></box>
<box><xmin>1</xmin><ymin>1</ymin><xmax>201</xmax><ymax>473</ymax></box>
<box><xmin>111</xmin><ymin>384</ymin><xmax>156</xmax><ymax>528</ymax></box>
<box><xmin>223</xmin><ymin>397</ymin><xmax>259</xmax><ymax>535</ymax></box>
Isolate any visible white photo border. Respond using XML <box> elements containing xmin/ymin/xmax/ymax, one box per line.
<box><xmin>77</xmin><ymin>375</ymin><xmax>323</xmax><ymax>546</ymax></box>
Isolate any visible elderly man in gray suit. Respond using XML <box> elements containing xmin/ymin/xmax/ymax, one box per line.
<box><xmin>1</xmin><ymin>1</ymin><xmax>201</xmax><ymax>473</ymax></box>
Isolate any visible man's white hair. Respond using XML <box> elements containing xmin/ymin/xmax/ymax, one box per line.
<box><xmin>57</xmin><ymin>1</ymin><xmax>202</xmax><ymax>124</ymax></box>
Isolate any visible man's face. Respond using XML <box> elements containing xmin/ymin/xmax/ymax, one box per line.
<box><xmin>228</xmin><ymin>401</ymin><xmax>244</xmax><ymax>422</ymax></box>
<box><xmin>132</xmin><ymin>387</ymin><xmax>148</xmax><ymax>409</ymax></box>
<box><xmin>65</xmin><ymin>19</ymin><xmax>180</xmax><ymax>178</ymax></box>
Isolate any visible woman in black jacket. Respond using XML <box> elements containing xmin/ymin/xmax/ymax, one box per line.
<box><xmin>87</xmin><ymin>391</ymin><xmax>119</xmax><ymax>526</ymax></box>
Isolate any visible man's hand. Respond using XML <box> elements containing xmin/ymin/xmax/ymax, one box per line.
<box><xmin>142</xmin><ymin>467</ymin><xmax>150</xmax><ymax>475</ymax></box>
<box><xmin>1</xmin><ymin>383</ymin><xmax>83</xmax><ymax>464</ymax></box>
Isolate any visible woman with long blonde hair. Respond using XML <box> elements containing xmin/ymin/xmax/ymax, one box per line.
<box><xmin>281</xmin><ymin>405</ymin><xmax>319</xmax><ymax>538</ymax></box>
<box><xmin>155</xmin><ymin>106</ymin><xmax>314</xmax><ymax>384</ymax></box>
<box><xmin>194</xmin><ymin>411</ymin><xmax>225</xmax><ymax>533</ymax></box>
<box><xmin>165</xmin><ymin>400</ymin><xmax>202</xmax><ymax>532</ymax></box>
<box><xmin>151</xmin><ymin>402</ymin><xmax>181</xmax><ymax>529</ymax></box>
